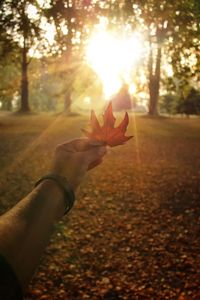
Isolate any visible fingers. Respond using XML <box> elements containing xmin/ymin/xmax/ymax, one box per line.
<box><xmin>56</xmin><ymin>138</ymin><xmax>106</xmax><ymax>153</ymax></box>
<box><xmin>55</xmin><ymin>139</ymin><xmax>107</xmax><ymax>173</ymax></box>
<box><xmin>88</xmin><ymin>140</ymin><xmax>107</xmax><ymax>147</ymax></box>
<box><xmin>88</xmin><ymin>158</ymin><xmax>103</xmax><ymax>170</ymax></box>
<box><xmin>73</xmin><ymin>139</ymin><xmax>106</xmax><ymax>152</ymax></box>
<box><xmin>84</xmin><ymin>146</ymin><xmax>107</xmax><ymax>165</ymax></box>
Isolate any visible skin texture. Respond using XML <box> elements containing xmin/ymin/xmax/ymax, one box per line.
<box><xmin>50</xmin><ymin>139</ymin><xmax>106</xmax><ymax>189</ymax></box>
<box><xmin>0</xmin><ymin>138</ymin><xmax>106</xmax><ymax>290</ymax></box>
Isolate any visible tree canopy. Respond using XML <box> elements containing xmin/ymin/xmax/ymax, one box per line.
<box><xmin>0</xmin><ymin>0</ymin><xmax>199</xmax><ymax>115</ymax></box>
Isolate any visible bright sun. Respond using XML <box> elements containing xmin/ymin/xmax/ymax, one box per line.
<box><xmin>86</xmin><ymin>30</ymin><xmax>144</xmax><ymax>99</ymax></box>
<box><xmin>27</xmin><ymin>4</ymin><xmax>145</xmax><ymax>98</ymax></box>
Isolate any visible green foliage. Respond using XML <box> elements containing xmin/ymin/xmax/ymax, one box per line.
<box><xmin>43</xmin><ymin>0</ymin><xmax>98</xmax><ymax>56</ymax></box>
<box><xmin>0</xmin><ymin>0</ymin><xmax>199</xmax><ymax>113</ymax></box>
<box><xmin>160</xmin><ymin>94</ymin><xmax>178</xmax><ymax>115</ymax></box>
<box><xmin>0</xmin><ymin>0</ymin><xmax>46</xmax><ymax>111</ymax></box>
<box><xmin>121</xmin><ymin>0</ymin><xmax>200</xmax><ymax>114</ymax></box>
<box><xmin>72</xmin><ymin>63</ymin><xmax>104</xmax><ymax>108</ymax></box>
<box><xmin>176</xmin><ymin>87</ymin><xmax>200</xmax><ymax>116</ymax></box>
<box><xmin>0</xmin><ymin>0</ymin><xmax>42</xmax><ymax>48</ymax></box>
<box><xmin>26</xmin><ymin>57</ymin><xmax>104</xmax><ymax>112</ymax></box>
<box><xmin>28</xmin><ymin>58</ymin><xmax>67</xmax><ymax>111</ymax></box>
<box><xmin>0</xmin><ymin>43</ymin><xmax>21</xmax><ymax>110</ymax></box>
<box><xmin>160</xmin><ymin>86</ymin><xmax>200</xmax><ymax>116</ymax></box>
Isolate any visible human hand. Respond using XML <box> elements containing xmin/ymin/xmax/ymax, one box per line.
<box><xmin>50</xmin><ymin>138</ymin><xmax>107</xmax><ymax>191</ymax></box>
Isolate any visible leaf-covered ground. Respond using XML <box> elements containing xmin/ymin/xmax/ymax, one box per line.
<box><xmin>0</xmin><ymin>112</ymin><xmax>199</xmax><ymax>300</ymax></box>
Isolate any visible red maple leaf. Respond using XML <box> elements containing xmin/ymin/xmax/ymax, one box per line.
<box><xmin>82</xmin><ymin>102</ymin><xmax>133</xmax><ymax>147</ymax></box>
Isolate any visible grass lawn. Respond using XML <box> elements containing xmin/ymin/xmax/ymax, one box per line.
<box><xmin>0</xmin><ymin>112</ymin><xmax>200</xmax><ymax>299</ymax></box>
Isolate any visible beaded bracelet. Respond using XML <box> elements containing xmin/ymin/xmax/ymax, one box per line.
<box><xmin>35</xmin><ymin>174</ymin><xmax>75</xmax><ymax>215</ymax></box>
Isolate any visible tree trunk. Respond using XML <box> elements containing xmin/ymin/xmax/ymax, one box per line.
<box><xmin>64</xmin><ymin>93</ymin><xmax>72</xmax><ymax>114</ymax></box>
<box><xmin>148</xmin><ymin>44</ymin><xmax>162</xmax><ymax>116</ymax></box>
<box><xmin>20</xmin><ymin>41</ymin><xmax>30</xmax><ymax>112</ymax></box>
<box><xmin>6</xmin><ymin>99</ymin><xmax>12</xmax><ymax>111</ymax></box>
<box><xmin>63</xmin><ymin>0</ymin><xmax>73</xmax><ymax>113</ymax></box>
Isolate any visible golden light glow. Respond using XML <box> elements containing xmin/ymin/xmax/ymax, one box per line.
<box><xmin>129</xmin><ymin>83</ymin><xmax>137</xmax><ymax>94</ymax></box>
<box><xmin>86</xmin><ymin>30</ymin><xmax>144</xmax><ymax>99</ymax></box>
<box><xmin>27</xmin><ymin>2</ymin><xmax>56</xmax><ymax>58</ymax></box>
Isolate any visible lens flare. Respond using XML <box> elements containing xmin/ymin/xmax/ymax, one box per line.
<box><xmin>86</xmin><ymin>30</ymin><xmax>144</xmax><ymax>99</ymax></box>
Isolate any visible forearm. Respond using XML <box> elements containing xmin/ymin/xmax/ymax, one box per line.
<box><xmin>0</xmin><ymin>139</ymin><xmax>106</xmax><ymax>295</ymax></box>
<box><xmin>0</xmin><ymin>180</ymin><xmax>66</xmax><ymax>289</ymax></box>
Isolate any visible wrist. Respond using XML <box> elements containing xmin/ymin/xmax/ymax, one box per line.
<box><xmin>35</xmin><ymin>180</ymin><xmax>66</xmax><ymax>219</ymax></box>
<box><xmin>35</xmin><ymin>174</ymin><xmax>75</xmax><ymax>216</ymax></box>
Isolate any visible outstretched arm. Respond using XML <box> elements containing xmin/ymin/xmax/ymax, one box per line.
<box><xmin>0</xmin><ymin>139</ymin><xmax>106</xmax><ymax>292</ymax></box>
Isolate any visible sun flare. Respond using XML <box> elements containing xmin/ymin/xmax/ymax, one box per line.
<box><xmin>86</xmin><ymin>30</ymin><xmax>144</xmax><ymax>99</ymax></box>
